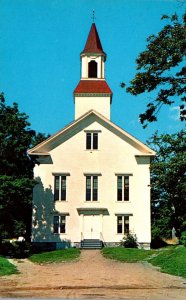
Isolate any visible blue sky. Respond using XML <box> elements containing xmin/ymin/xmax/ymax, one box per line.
<box><xmin>0</xmin><ymin>0</ymin><xmax>185</xmax><ymax>143</ymax></box>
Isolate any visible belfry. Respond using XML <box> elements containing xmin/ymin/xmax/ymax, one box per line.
<box><xmin>74</xmin><ymin>23</ymin><xmax>112</xmax><ymax>120</ymax></box>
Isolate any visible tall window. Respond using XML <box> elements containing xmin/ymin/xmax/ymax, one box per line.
<box><xmin>88</xmin><ymin>60</ymin><xmax>97</xmax><ymax>78</ymax></box>
<box><xmin>117</xmin><ymin>216</ymin><xmax>129</xmax><ymax>234</ymax></box>
<box><xmin>54</xmin><ymin>175</ymin><xmax>67</xmax><ymax>201</ymax></box>
<box><xmin>86</xmin><ymin>132</ymin><xmax>98</xmax><ymax>150</ymax></box>
<box><xmin>117</xmin><ymin>175</ymin><xmax>129</xmax><ymax>201</ymax></box>
<box><xmin>53</xmin><ymin>216</ymin><xmax>66</xmax><ymax>234</ymax></box>
<box><xmin>86</xmin><ymin>175</ymin><xmax>98</xmax><ymax>201</ymax></box>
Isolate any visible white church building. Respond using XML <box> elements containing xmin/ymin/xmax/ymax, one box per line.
<box><xmin>28</xmin><ymin>23</ymin><xmax>155</xmax><ymax>250</ymax></box>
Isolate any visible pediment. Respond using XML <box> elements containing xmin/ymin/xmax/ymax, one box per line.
<box><xmin>28</xmin><ymin>110</ymin><xmax>155</xmax><ymax>156</ymax></box>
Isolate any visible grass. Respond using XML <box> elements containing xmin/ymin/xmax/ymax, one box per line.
<box><xmin>0</xmin><ymin>256</ymin><xmax>18</xmax><ymax>276</ymax></box>
<box><xmin>102</xmin><ymin>247</ymin><xmax>155</xmax><ymax>262</ymax></box>
<box><xmin>29</xmin><ymin>248</ymin><xmax>81</xmax><ymax>264</ymax></box>
<box><xmin>102</xmin><ymin>246</ymin><xmax>186</xmax><ymax>278</ymax></box>
<box><xmin>149</xmin><ymin>246</ymin><xmax>186</xmax><ymax>278</ymax></box>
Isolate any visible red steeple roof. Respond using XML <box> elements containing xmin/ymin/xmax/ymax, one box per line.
<box><xmin>82</xmin><ymin>23</ymin><xmax>106</xmax><ymax>55</ymax></box>
<box><xmin>74</xmin><ymin>80</ymin><xmax>112</xmax><ymax>95</ymax></box>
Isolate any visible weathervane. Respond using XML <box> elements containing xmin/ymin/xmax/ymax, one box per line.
<box><xmin>92</xmin><ymin>10</ymin><xmax>96</xmax><ymax>22</ymax></box>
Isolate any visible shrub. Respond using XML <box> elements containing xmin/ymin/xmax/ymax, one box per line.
<box><xmin>120</xmin><ymin>233</ymin><xmax>138</xmax><ymax>248</ymax></box>
<box><xmin>180</xmin><ymin>231</ymin><xmax>186</xmax><ymax>246</ymax></box>
<box><xmin>151</xmin><ymin>237</ymin><xmax>168</xmax><ymax>249</ymax></box>
<box><xmin>0</xmin><ymin>240</ymin><xmax>30</xmax><ymax>258</ymax></box>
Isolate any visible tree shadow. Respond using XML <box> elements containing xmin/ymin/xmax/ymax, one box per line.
<box><xmin>32</xmin><ymin>177</ymin><xmax>71</xmax><ymax>252</ymax></box>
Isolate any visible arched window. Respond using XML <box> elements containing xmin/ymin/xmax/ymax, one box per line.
<box><xmin>88</xmin><ymin>61</ymin><xmax>97</xmax><ymax>78</ymax></box>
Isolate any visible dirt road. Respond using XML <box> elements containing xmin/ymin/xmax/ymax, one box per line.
<box><xmin>0</xmin><ymin>250</ymin><xmax>185</xmax><ymax>299</ymax></box>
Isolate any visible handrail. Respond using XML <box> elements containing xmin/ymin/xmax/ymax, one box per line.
<box><xmin>100</xmin><ymin>232</ymin><xmax>106</xmax><ymax>247</ymax></box>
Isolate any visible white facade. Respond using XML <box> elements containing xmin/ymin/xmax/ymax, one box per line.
<box><xmin>75</xmin><ymin>95</ymin><xmax>111</xmax><ymax>120</ymax></box>
<box><xmin>29</xmin><ymin>23</ymin><xmax>155</xmax><ymax>249</ymax></box>
<box><xmin>29</xmin><ymin>111</ymin><xmax>154</xmax><ymax>249</ymax></box>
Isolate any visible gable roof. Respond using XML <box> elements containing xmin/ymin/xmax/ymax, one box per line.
<box><xmin>28</xmin><ymin>110</ymin><xmax>156</xmax><ymax>156</ymax></box>
<box><xmin>74</xmin><ymin>80</ymin><xmax>112</xmax><ymax>95</ymax></box>
<box><xmin>81</xmin><ymin>23</ymin><xmax>106</xmax><ymax>56</ymax></box>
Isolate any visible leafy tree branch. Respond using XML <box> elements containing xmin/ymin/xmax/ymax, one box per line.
<box><xmin>122</xmin><ymin>12</ymin><xmax>186</xmax><ymax>128</ymax></box>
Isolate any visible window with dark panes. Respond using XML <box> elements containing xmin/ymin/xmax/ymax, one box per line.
<box><xmin>117</xmin><ymin>216</ymin><xmax>123</xmax><ymax>233</ymax></box>
<box><xmin>117</xmin><ymin>215</ymin><xmax>130</xmax><ymax>234</ymax></box>
<box><xmin>86</xmin><ymin>132</ymin><xmax>98</xmax><ymax>150</ymax></box>
<box><xmin>93</xmin><ymin>133</ymin><xmax>98</xmax><ymax>149</ymax></box>
<box><xmin>61</xmin><ymin>176</ymin><xmax>66</xmax><ymax>201</ymax></box>
<box><xmin>117</xmin><ymin>176</ymin><xmax>122</xmax><ymax>201</ymax></box>
<box><xmin>53</xmin><ymin>216</ymin><xmax>66</xmax><ymax>234</ymax></box>
<box><xmin>54</xmin><ymin>175</ymin><xmax>67</xmax><ymax>201</ymax></box>
<box><xmin>53</xmin><ymin>216</ymin><xmax>59</xmax><ymax>233</ymax></box>
<box><xmin>124</xmin><ymin>216</ymin><xmax>129</xmax><ymax>234</ymax></box>
<box><xmin>60</xmin><ymin>216</ymin><xmax>66</xmax><ymax>233</ymax></box>
<box><xmin>93</xmin><ymin>176</ymin><xmax>98</xmax><ymax>201</ymax></box>
<box><xmin>54</xmin><ymin>176</ymin><xmax>60</xmax><ymax>201</ymax></box>
<box><xmin>86</xmin><ymin>133</ymin><xmax>91</xmax><ymax>149</ymax></box>
<box><xmin>86</xmin><ymin>176</ymin><xmax>91</xmax><ymax>201</ymax></box>
<box><xmin>124</xmin><ymin>176</ymin><xmax>129</xmax><ymax>201</ymax></box>
<box><xmin>86</xmin><ymin>175</ymin><xmax>98</xmax><ymax>201</ymax></box>
<box><xmin>117</xmin><ymin>175</ymin><xmax>130</xmax><ymax>201</ymax></box>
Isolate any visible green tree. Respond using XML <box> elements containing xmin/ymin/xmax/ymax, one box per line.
<box><xmin>121</xmin><ymin>12</ymin><xmax>186</xmax><ymax>128</ymax></box>
<box><xmin>31</xmin><ymin>132</ymin><xmax>50</xmax><ymax>148</ymax></box>
<box><xmin>148</xmin><ymin>131</ymin><xmax>186</xmax><ymax>239</ymax></box>
<box><xmin>0</xmin><ymin>93</ymin><xmax>48</xmax><ymax>241</ymax></box>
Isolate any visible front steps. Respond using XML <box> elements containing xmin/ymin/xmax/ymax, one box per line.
<box><xmin>81</xmin><ymin>239</ymin><xmax>103</xmax><ymax>249</ymax></box>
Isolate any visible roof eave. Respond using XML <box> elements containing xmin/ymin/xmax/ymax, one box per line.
<box><xmin>73</xmin><ymin>92</ymin><xmax>112</xmax><ymax>104</ymax></box>
<box><xmin>80</xmin><ymin>51</ymin><xmax>106</xmax><ymax>58</ymax></box>
<box><xmin>135</xmin><ymin>153</ymin><xmax>156</xmax><ymax>157</ymax></box>
<box><xmin>27</xmin><ymin>151</ymin><xmax>50</xmax><ymax>156</ymax></box>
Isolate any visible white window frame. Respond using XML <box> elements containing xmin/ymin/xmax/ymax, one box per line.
<box><xmin>84</xmin><ymin>173</ymin><xmax>102</xmax><ymax>202</ymax></box>
<box><xmin>116</xmin><ymin>215</ymin><xmax>130</xmax><ymax>235</ymax></box>
<box><xmin>85</xmin><ymin>175</ymin><xmax>98</xmax><ymax>201</ymax></box>
<box><xmin>52</xmin><ymin>173</ymin><xmax>70</xmax><ymax>201</ymax></box>
<box><xmin>84</xmin><ymin>130</ymin><xmax>101</xmax><ymax>150</ymax></box>
<box><xmin>116</xmin><ymin>173</ymin><xmax>133</xmax><ymax>201</ymax></box>
<box><xmin>53</xmin><ymin>215</ymin><xmax>66</xmax><ymax>234</ymax></box>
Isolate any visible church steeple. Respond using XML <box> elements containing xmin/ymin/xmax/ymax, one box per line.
<box><xmin>79</xmin><ymin>23</ymin><xmax>106</xmax><ymax>80</ymax></box>
<box><xmin>74</xmin><ymin>23</ymin><xmax>112</xmax><ymax>120</ymax></box>
<box><xmin>81</xmin><ymin>23</ymin><xmax>106</xmax><ymax>56</ymax></box>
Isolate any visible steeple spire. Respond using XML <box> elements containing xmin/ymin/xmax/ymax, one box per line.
<box><xmin>81</xmin><ymin>23</ymin><xmax>106</xmax><ymax>56</ymax></box>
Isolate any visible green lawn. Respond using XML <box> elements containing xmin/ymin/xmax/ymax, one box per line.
<box><xmin>102</xmin><ymin>247</ymin><xmax>155</xmax><ymax>262</ymax></box>
<box><xmin>0</xmin><ymin>256</ymin><xmax>18</xmax><ymax>276</ymax></box>
<box><xmin>29</xmin><ymin>248</ymin><xmax>81</xmax><ymax>264</ymax></box>
<box><xmin>102</xmin><ymin>246</ymin><xmax>186</xmax><ymax>278</ymax></box>
<box><xmin>149</xmin><ymin>246</ymin><xmax>186</xmax><ymax>278</ymax></box>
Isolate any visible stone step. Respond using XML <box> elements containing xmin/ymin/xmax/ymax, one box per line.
<box><xmin>81</xmin><ymin>239</ymin><xmax>103</xmax><ymax>249</ymax></box>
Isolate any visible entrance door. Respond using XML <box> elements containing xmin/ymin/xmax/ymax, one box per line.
<box><xmin>83</xmin><ymin>215</ymin><xmax>101</xmax><ymax>239</ymax></box>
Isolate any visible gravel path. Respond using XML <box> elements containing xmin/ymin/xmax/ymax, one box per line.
<box><xmin>0</xmin><ymin>250</ymin><xmax>186</xmax><ymax>299</ymax></box>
